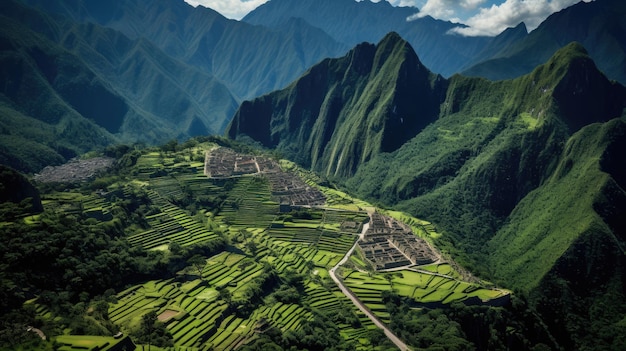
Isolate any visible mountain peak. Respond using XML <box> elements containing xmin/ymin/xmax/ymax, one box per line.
<box><xmin>372</xmin><ymin>32</ymin><xmax>425</xmax><ymax>73</ymax></box>
<box><xmin>532</xmin><ymin>42</ymin><xmax>626</xmax><ymax>132</ymax></box>
<box><xmin>227</xmin><ymin>32</ymin><xmax>445</xmax><ymax>177</ymax></box>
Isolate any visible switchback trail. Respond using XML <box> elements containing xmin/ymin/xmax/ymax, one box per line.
<box><xmin>329</xmin><ymin>222</ymin><xmax>411</xmax><ymax>351</ymax></box>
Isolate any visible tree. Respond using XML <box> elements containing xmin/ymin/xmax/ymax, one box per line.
<box><xmin>187</xmin><ymin>255</ymin><xmax>206</xmax><ymax>278</ymax></box>
<box><xmin>134</xmin><ymin>311</ymin><xmax>173</xmax><ymax>349</ymax></box>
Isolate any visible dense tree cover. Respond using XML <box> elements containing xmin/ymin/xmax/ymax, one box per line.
<box><xmin>0</xmin><ymin>165</ymin><xmax>42</xmax><ymax>218</ymax></box>
<box><xmin>381</xmin><ymin>291</ymin><xmax>557</xmax><ymax>350</ymax></box>
<box><xmin>0</xmin><ymin>194</ymin><xmax>225</xmax><ymax>311</ymax></box>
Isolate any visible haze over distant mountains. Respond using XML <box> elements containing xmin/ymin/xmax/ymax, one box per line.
<box><xmin>243</xmin><ymin>0</ymin><xmax>626</xmax><ymax>84</ymax></box>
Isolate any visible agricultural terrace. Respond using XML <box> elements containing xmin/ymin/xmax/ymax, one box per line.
<box><xmin>54</xmin><ymin>335</ymin><xmax>135</xmax><ymax>351</ymax></box>
<box><xmin>108</xmin><ymin>252</ymin><xmax>314</xmax><ymax>350</ymax></box>
<box><xmin>32</xmin><ymin>145</ymin><xmax>511</xmax><ymax>350</ymax></box>
<box><xmin>341</xmin><ymin>267</ymin><xmax>510</xmax><ymax>316</ymax></box>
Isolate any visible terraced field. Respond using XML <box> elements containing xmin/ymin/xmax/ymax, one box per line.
<box><xmin>126</xmin><ymin>188</ymin><xmax>221</xmax><ymax>249</ymax></box>
<box><xmin>31</xmin><ymin>145</ymin><xmax>511</xmax><ymax>350</ymax></box>
<box><xmin>342</xmin><ymin>268</ymin><xmax>509</xmax><ymax>310</ymax></box>
<box><xmin>109</xmin><ymin>252</ymin><xmax>315</xmax><ymax>350</ymax></box>
<box><xmin>217</xmin><ymin>176</ymin><xmax>277</xmax><ymax>229</ymax></box>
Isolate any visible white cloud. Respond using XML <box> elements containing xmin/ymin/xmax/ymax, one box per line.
<box><xmin>413</xmin><ymin>0</ymin><xmax>594</xmax><ymax>37</ymax></box>
<box><xmin>188</xmin><ymin>0</ymin><xmax>595</xmax><ymax>37</ymax></box>
<box><xmin>184</xmin><ymin>0</ymin><xmax>270</xmax><ymax>20</ymax></box>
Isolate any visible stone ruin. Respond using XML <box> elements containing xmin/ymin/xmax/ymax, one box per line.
<box><xmin>34</xmin><ymin>157</ymin><xmax>115</xmax><ymax>183</ymax></box>
<box><xmin>266</xmin><ymin>172</ymin><xmax>326</xmax><ymax>207</ymax></box>
<box><xmin>358</xmin><ymin>213</ymin><xmax>437</xmax><ymax>270</ymax></box>
<box><xmin>204</xmin><ymin>147</ymin><xmax>325</xmax><ymax>207</ymax></box>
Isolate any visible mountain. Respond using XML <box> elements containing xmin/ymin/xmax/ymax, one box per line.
<box><xmin>227</xmin><ymin>32</ymin><xmax>448</xmax><ymax>177</ymax></box>
<box><xmin>0</xmin><ymin>6</ymin><xmax>119</xmax><ymax>172</ymax></box>
<box><xmin>464</xmin><ymin>0</ymin><xmax>626</xmax><ymax>85</ymax></box>
<box><xmin>0</xmin><ymin>0</ymin><xmax>239</xmax><ymax>172</ymax></box>
<box><xmin>21</xmin><ymin>0</ymin><xmax>347</xmax><ymax>101</ymax></box>
<box><xmin>243</xmin><ymin>0</ymin><xmax>495</xmax><ymax>78</ymax></box>
<box><xmin>227</xmin><ymin>35</ymin><xmax>626</xmax><ymax>349</ymax></box>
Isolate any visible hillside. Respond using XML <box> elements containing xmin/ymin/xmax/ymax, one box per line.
<box><xmin>464</xmin><ymin>0</ymin><xmax>626</xmax><ymax>85</ymax></box>
<box><xmin>228</xmin><ymin>37</ymin><xmax>626</xmax><ymax>349</ymax></box>
<box><xmin>1</xmin><ymin>139</ymin><xmax>552</xmax><ymax>351</ymax></box>
<box><xmin>0</xmin><ymin>0</ymin><xmax>239</xmax><ymax>172</ymax></box>
<box><xmin>21</xmin><ymin>0</ymin><xmax>347</xmax><ymax>100</ymax></box>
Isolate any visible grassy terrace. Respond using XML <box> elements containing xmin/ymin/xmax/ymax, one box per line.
<box><xmin>342</xmin><ymin>268</ymin><xmax>508</xmax><ymax>311</ymax></box>
<box><xmin>29</xmin><ymin>145</ymin><xmax>511</xmax><ymax>350</ymax></box>
<box><xmin>126</xmin><ymin>188</ymin><xmax>220</xmax><ymax>249</ymax></box>
<box><xmin>217</xmin><ymin>176</ymin><xmax>277</xmax><ymax>229</ymax></box>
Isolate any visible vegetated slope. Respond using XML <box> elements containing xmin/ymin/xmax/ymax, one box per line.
<box><xmin>490</xmin><ymin>119</ymin><xmax>626</xmax><ymax>350</ymax></box>
<box><xmin>0</xmin><ymin>12</ymin><xmax>119</xmax><ymax>172</ymax></box>
<box><xmin>228</xmin><ymin>37</ymin><xmax>626</xmax><ymax>349</ymax></box>
<box><xmin>227</xmin><ymin>32</ymin><xmax>448</xmax><ymax>178</ymax></box>
<box><xmin>355</xmin><ymin>43</ymin><xmax>626</xmax><ymax>350</ymax></box>
<box><xmin>21</xmin><ymin>0</ymin><xmax>347</xmax><ymax>101</ymax></box>
<box><xmin>243</xmin><ymin>0</ymin><xmax>507</xmax><ymax>78</ymax></box>
<box><xmin>348</xmin><ymin>42</ymin><xmax>625</xmax><ymax>269</ymax></box>
<box><xmin>464</xmin><ymin>0</ymin><xmax>626</xmax><ymax>85</ymax></box>
<box><xmin>0</xmin><ymin>0</ymin><xmax>238</xmax><ymax>172</ymax></box>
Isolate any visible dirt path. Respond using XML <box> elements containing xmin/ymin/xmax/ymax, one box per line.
<box><xmin>329</xmin><ymin>222</ymin><xmax>411</xmax><ymax>351</ymax></box>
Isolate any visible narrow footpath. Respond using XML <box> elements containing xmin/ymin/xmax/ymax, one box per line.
<box><xmin>328</xmin><ymin>222</ymin><xmax>411</xmax><ymax>351</ymax></box>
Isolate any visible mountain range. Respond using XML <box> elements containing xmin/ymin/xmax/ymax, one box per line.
<box><xmin>4</xmin><ymin>0</ymin><xmax>624</xmax><ymax>174</ymax></box>
<box><xmin>244</xmin><ymin>0</ymin><xmax>626</xmax><ymax>85</ymax></box>
<box><xmin>463</xmin><ymin>0</ymin><xmax>626</xmax><ymax>84</ymax></box>
<box><xmin>227</xmin><ymin>33</ymin><xmax>626</xmax><ymax>349</ymax></box>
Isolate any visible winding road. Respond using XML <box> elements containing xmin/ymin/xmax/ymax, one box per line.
<box><xmin>328</xmin><ymin>222</ymin><xmax>411</xmax><ymax>351</ymax></box>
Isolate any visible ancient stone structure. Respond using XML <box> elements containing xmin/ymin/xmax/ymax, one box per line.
<box><xmin>358</xmin><ymin>213</ymin><xmax>437</xmax><ymax>270</ymax></box>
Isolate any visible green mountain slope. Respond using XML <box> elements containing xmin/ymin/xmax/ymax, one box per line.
<box><xmin>491</xmin><ymin>119</ymin><xmax>626</xmax><ymax>349</ymax></box>
<box><xmin>464</xmin><ymin>0</ymin><xmax>626</xmax><ymax>85</ymax></box>
<box><xmin>489</xmin><ymin>119</ymin><xmax>626</xmax><ymax>291</ymax></box>
<box><xmin>0</xmin><ymin>0</ymin><xmax>239</xmax><ymax>171</ymax></box>
<box><xmin>348</xmin><ymin>42</ymin><xmax>626</xmax><ymax>269</ymax></box>
<box><xmin>0</xmin><ymin>14</ymin><xmax>119</xmax><ymax>172</ymax></box>
<box><xmin>227</xmin><ymin>33</ymin><xmax>448</xmax><ymax>177</ymax></box>
<box><xmin>227</xmin><ymin>37</ymin><xmax>626</xmax><ymax>349</ymax></box>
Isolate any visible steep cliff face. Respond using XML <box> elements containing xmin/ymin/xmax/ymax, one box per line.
<box><xmin>227</xmin><ymin>32</ymin><xmax>447</xmax><ymax>177</ymax></box>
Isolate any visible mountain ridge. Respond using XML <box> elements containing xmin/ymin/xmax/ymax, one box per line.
<box><xmin>21</xmin><ymin>0</ymin><xmax>348</xmax><ymax>101</ymax></box>
<box><xmin>243</xmin><ymin>0</ymin><xmax>492</xmax><ymax>77</ymax></box>
<box><xmin>463</xmin><ymin>0</ymin><xmax>626</xmax><ymax>85</ymax></box>
<box><xmin>0</xmin><ymin>0</ymin><xmax>239</xmax><ymax>172</ymax></box>
<box><xmin>227</xmin><ymin>32</ymin><xmax>447</xmax><ymax>177</ymax></box>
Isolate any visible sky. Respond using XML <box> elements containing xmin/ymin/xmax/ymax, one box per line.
<box><xmin>184</xmin><ymin>0</ymin><xmax>594</xmax><ymax>37</ymax></box>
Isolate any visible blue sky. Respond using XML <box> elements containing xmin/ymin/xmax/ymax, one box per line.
<box><xmin>185</xmin><ymin>0</ymin><xmax>593</xmax><ymax>36</ymax></box>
